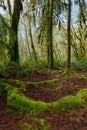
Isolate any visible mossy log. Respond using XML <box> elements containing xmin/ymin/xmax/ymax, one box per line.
<box><xmin>0</xmin><ymin>81</ymin><xmax>87</xmax><ymax>115</ymax></box>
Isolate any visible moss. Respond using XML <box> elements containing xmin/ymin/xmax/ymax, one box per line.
<box><xmin>76</xmin><ymin>88</ymin><xmax>87</xmax><ymax>98</ymax></box>
<box><xmin>1</xmin><ymin>81</ymin><xmax>87</xmax><ymax>114</ymax></box>
<box><xmin>52</xmin><ymin>95</ymin><xmax>84</xmax><ymax>111</ymax></box>
<box><xmin>34</xmin><ymin>118</ymin><xmax>51</xmax><ymax>130</ymax></box>
<box><xmin>6</xmin><ymin>85</ymin><xmax>49</xmax><ymax>115</ymax></box>
<box><xmin>20</xmin><ymin>117</ymin><xmax>51</xmax><ymax>130</ymax></box>
<box><xmin>38</xmin><ymin>79</ymin><xmax>58</xmax><ymax>85</ymax></box>
<box><xmin>8</xmin><ymin>79</ymin><xmax>58</xmax><ymax>87</ymax></box>
<box><xmin>6</xmin><ymin>85</ymin><xmax>86</xmax><ymax>113</ymax></box>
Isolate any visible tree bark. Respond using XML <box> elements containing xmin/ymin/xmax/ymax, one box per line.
<box><xmin>66</xmin><ymin>0</ymin><xmax>71</xmax><ymax>70</ymax></box>
<box><xmin>10</xmin><ymin>0</ymin><xmax>23</xmax><ymax>63</ymax></box>
<box><xmin>7</xmin><ymin>0</ymin><xmax>12</xmax><ymax>16</ymax></box>
<box><xmin>49</xmin><ymin>0</ymin><xmax>54</xmax><ymax>69</ymax></box>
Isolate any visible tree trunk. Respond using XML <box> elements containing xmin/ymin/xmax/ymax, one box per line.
<box><xmin>66</xmin><ymin>0</ymin><xmax>71</xmax><ymax>70</ymax></box>
<box><xmin>10</xmin><ymin>0</ymin><xmax>23</xmax><ymax>63</ymax></box>
<box><xmin>49</xmin><ymin>0</ymin><xmax>54</xmax><ymax>69</ymax></box>
<box><xmin>46</xmin><ymin>0</ymin><xmax>54</xmax><ymax>68</ymax></box>
<box><xmin>29</xmin><ymin>21</ymin><xmax>38</xmax><ymax>63</ymax></box>
<box><xmin>24</xmin><ymin>24</ymin><xmax>32</xmax><ymax>59</ymax></box>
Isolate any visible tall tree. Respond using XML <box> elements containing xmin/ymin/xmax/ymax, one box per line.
<box><xmin>48</xmin><ymin>0</ymin><xmax>54</xmax><ymax>68</ymax></box>
<box><xmin>66</xmin><ymin>0</ymin><xmax>72</xmax><ymax>70</ymax></box>
<box><xmin>10</xmin><ymin>0</ymin><xmax>23</xmax><ymax>63</ymax></box>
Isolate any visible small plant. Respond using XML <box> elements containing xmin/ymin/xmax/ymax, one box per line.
<box><xmin>6</xmin><ymin>61</ymin><xmax>19</xmax><ymax>75</ymax></box>
<box><xmin>71</xmin><ymin>60</ymin><xmax>87</xmax><ymax>71</ymax></box>
<box><xmin>16</xmin><ymin>67</ymin><xmax>34</xmax><ymax>78</ymax></box>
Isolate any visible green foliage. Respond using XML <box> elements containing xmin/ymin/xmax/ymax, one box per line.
<box><xmin>16</xmin><ymin>67</ymin><xmax>35</xmax><ymax>78</ymax></box>
<box><xmin>55</xmin><ymin>59</ymin><xmax>87</xmax><ymax>70</ymax></box>
<box><xmin>16</xmin><ymin>58</ymin><xmax>48</xmax><ymax>78</ymax></box>
<box><xmin>6</xmin><ymin>61</ymin><xmax>20</xmax><ymax>75</ymax></box>
<box><xmin>71</xmin><ymin>60</ymin><xmax>87</xmax><ymax>70</ymax></box>
<box><xmin>38</xmin><ymin>58</ymin><xmax>48</xmax><ymax>67</ymax></box>
<box><xmin>20</xmin><ymin>59</ymin><xmax>37</xmax><ymax>69</ymax></box>
<box><xmin>0</xmin><ymin>68</ymin><xmax>10</xmax><ymax>78</ymax></box>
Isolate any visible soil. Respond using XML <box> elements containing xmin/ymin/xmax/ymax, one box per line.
<box><xmin>0</xmin><ymin>70</ymin><xmax>87</xmax><ymax>130</ymax></box>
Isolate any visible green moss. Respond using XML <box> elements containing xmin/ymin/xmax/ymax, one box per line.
<box><xmin>20</xmin><ymin>117</ymin><xmax>50</xmax><ymax>130</ymax></box>
<box><xmin>35</xmin><ymin>118</ymin><xmax>51</xmax><ymax>130</ymax></box>
<box><xmin>52</xmin><ymin>95</ymin><xmax>84</xmax><ymax>111</ymax></box>
<box><xmin>6</xmin><ymin>85</ymin><xmax>86</xmax><ymax>113</ymax></box>
<box><xmin>38</xmin><ymin>79</ymin><xmax>58</xmax><ymax>85</ymax></box>
<box><xmin>1</xmin><ymin>81</ymin><xmax>87</xmax><ymax>114</ymax></box>
<box><xmin>9</xmin><ymin>79</ymin><xmax>58</xmax><ymax>87</ymax></box>
<box><xmin>76</xmin><ymin>88</ymin><xmax>87</xmax><ymax>98</ymax></box>
<box><xmin>11</xmin><ymin>79</ymin><xmax>26</xmax><ymax>86</ymax></box>
<box><xmin>6</xmin><ymin>85</ymin><xmax>49</xmax><ymax>115</ymax></box>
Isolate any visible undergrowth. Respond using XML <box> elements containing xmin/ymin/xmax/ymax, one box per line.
<box><xmin>71</xmin><ymin>60</ymin><xmax>87</xmax><ymax>71</ymax></box>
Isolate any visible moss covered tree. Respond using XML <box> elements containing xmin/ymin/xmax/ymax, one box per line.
<box><xmin>10</xmin><ymin>0</ymin><xmax>23</xmax><ymax>63</ymax></box>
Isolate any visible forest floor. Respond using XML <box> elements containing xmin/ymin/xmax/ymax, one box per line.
<box><xmin>1</xmin><ymin>69</ymin><xmax>87</xmax><ymax>130</ymax></box>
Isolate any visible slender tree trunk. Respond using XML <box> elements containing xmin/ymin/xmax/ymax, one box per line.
<box><xmin>49</xmin><ymin>0</ymin><xmax>54</xmax><ymax>69</ymax></box>
<box><xmin>29</xmin><ymin>22</ymin><xmax>38</xmax><ymax>63</ymax></box>
<box><xmin>46</xmin><ymin>0</ymin><xmax>54</xmax><ymax>68</ymax></box>
<box><xmin>28</xmin><ymin>15</ymin><xmax>38</xmax><ymax>63</ymax></box>
<box><xmin>47</xmin><ymin>45</ymin><xmax>49</xmax><ymax>64</ymax></box>
<box><xmin>24</xmin><ymin>26</ymin><xmax>32</xmax><ymax>59</ymax></box>
<box><xmin>66</xmin><ymin>0</ymin><xmax>71</xmax><ymax>70</ymax></box>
